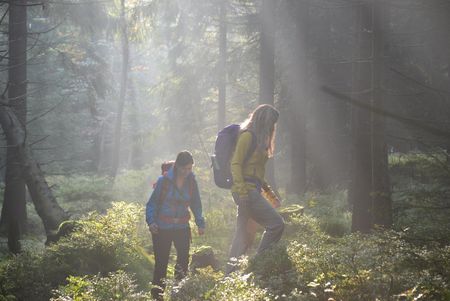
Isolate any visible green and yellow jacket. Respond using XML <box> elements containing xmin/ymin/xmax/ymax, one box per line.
<box><xmin>230</xmin><ymin>131</ymin><xmax>269</xmax><ymax>198</ymax></box>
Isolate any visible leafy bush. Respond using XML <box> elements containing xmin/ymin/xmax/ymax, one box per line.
<box><xmin>51</xmin><ymin>270</ymin><xmax>151</xmax><ymax>301</ymax></box>
<box><xmin>168</xmin><ymin>267</ymin><xmax>220</xmax><ymax>301</ymax></box>
<box><xmin>163</xmin><ymin>265</ymin><xmax>271</xmax><ymax>301</ymax></box>
<box><xmin>43</xmin><ymin>202</ymin><xmax>153</xmax><ymax>286</ymax></box>
<box><xmin>49</xmin><ymin>174</ymin><xmax>114</xmax><ymax>215</ymax></box>
<box><xmin>248</xmin><ymin>243</ymin><xmax>297</xmax><ymax>296</ymax></box>
<box><xmin>389</xmin><ymin>151</ymin><xmax>450</xmax><ymax>245</ymax></box>
<box><xmin>286</xmin><ymin>190</ymin><xmax>351</xmax><ymax>237</ymax></box>
<box><xmin>0</xmin><ymin>202</ymin><xmax>153</xmax><ymax>301</ymax></box>
<box><xmin>247</xmin><ymin>216</ymin><xmax>450</xmax><ymax>301</ymax></box>
<box><xmin>389</xmin><ymin>151</ymin><xmax>450</xmax><ymax>184</ymax></box>
<box><xmin>205</xmin><ymin>272</ymin><xmax>271</xmax><ymax>301</ymax></box>
<box><xmin>0</xmin><ymin>251</ymin><xmax>49</xmax><ymax>300</ymax></box>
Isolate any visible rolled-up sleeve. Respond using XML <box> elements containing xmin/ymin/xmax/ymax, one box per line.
<box><xmin>190</xmin><ymin>177</ymin><xmax>205</xmax><ymax>228</ymax></box>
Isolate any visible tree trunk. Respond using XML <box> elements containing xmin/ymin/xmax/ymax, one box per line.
<box><xmin>259</xmin><ymin>0</ymin><xmax>277</xmax><ymax>188</ymax></box>
<box><xmin>371</xmin><ymin>1</ymin><xmax>392</xmax><ymax>228</ymax></box>
<box><xmin>2</xmin><ymin>150</ymin><xmax>24</xmax><ymax>253</ymax></box>
<box><xmin>0</xmin><ymin>105</ymin><xmax>68</xmax><ymax>236</ymax></box>
<box><xmin>350</xmin><ymin>3</ymin><xmax>373</xmax><ymax>233</ymax></box>
<box><xmin>0</xmin><ymin>0</ymin><xmax>28</xmax><ymax>253</ymax></box>
<box><xmin>110</xmin><ymin>0</ymin><xmax>129</xmax><ymax>178</ymax></box>
<box><xmin>350</xmin><ymin>0</ymin><xmax>392</xmax><ymax>232</ymax></box>
<box><xmin>285</xmin><ymin>0</ymin><xmax>309</xmax><ymax>194</ymax></box>
<box><xmin>217</xmin><ymin>0</ymin><xmax>227</xmax><ymax>131</ymax></box>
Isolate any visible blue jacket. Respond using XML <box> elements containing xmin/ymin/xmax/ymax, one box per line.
<box><xmin>146</xmin><ymin>168</ymin><xmax>205</xmax><ymax>229</ymax></box>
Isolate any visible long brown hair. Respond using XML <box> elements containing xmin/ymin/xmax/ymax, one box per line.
<box><xmin>241</xmin><ymin>104</ymin><xmax>279</xmax><ymax>157</ymax></box>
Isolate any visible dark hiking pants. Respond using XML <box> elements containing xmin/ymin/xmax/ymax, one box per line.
<box><xmin>151</xmin><ymin>227</ymin><xmax>190</xmax><ymax>300</ymax></box>
<box><xmin>226</xmin><ymin>189</ymin><xmax>285</xmax><ymax>274</ymax></box>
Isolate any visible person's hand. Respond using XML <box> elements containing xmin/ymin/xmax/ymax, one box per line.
<box><xmin>272</xmin><ymin>197</ymin><xmax>281</xmax><ymax>209</ymax></box>
<box><xmin>148</xmin><ymin>223</ymin><xmax>159</xmax><ymax>234</ymax></box>
<box><xmin>232</xmin><ymin>192</ymin><xmax>249</xmax><ymax>206</ymax></box>
<box><xmin>197</xmin><ymin>227</ymin><xmax>205</xmax><ymax>236</ymax></box>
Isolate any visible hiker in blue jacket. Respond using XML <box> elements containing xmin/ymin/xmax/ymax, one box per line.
<box><xmin>146</xmin><ymin>151</ymin><xmax>205</xmax><ymax>300</ymax></box>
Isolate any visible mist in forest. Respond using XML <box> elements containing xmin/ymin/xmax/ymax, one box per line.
<box><xmin>0</xmin><ymin>0</ymin><xmax>448</xmax><ymax>185</ymax></box>
<box><xmin>0</xmin><ymin>1</ymin><xmax>449</xmax><ymax>300</ymax></box>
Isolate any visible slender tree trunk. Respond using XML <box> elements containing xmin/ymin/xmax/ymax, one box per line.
<box><xmin>286</xmin><ymin>0</ymin><xmax>309</xmax><ymax>194</ymax></box>
<box><xmin>259</xmin><ymin>0</ymin><xmax>275</xmax><ymax>106</ymax></box>
<box><xmin>0</xmin><ymin>0</ymin><xmax>28</xmax><ymax>253</ymax></box>
<box><xmin>0</xmin><ymin>106</ymin><xmax>68</xmax><ymax>237</ymax></box>
<box><xmin>110</xmin><ymin>0</ymin><xmax>129</xmax><ymax>178</ymax></box>
<box><xmin>350</xmin><ymin>0</ymin><xmax>392</xmax><ymax>232</ymax></box>
<box><xmin>259</xmin><ymin>0</ymin><xmax>276</xmax><ymax>188</ymax></box>
<box><xmin>217</xmin><ymin>0</ymin><xmax>227</xmax><ymax>131</ymax></box>
<box><xmin>350</xmin><ymin>3</ymin><xmax>373</xmax><ymax>233</ymax></box>
<box><xmin>371</xmin><ymin>1</ymin><xmax>392</xmax><ymax>228</ymax></box>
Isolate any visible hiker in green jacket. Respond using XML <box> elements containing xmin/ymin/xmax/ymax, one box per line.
<box><xmin>226</xmin><ymin>104</ymin><xmax>285</xmax><ymax>274</ymax></box>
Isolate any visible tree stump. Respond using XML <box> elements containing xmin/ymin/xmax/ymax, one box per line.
<box><xmin>190</xmin><ymin>246</ymin><xmax>219</xmax><ymax>272</ymax></box>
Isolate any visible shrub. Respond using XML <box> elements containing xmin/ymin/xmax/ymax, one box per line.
<box><xmin>168</xmin><ymin>267</ymin><xmax>220</xmax><ymax>301</ymax></box>
<box><xmin>244</xmin><ymin>214</ymin><xmax>450</xmax><ymax>301</ymax></box>
<box><xmin>51</xmin><ymin>270</ymin><xmax>151</xmax><ymax>301</ymax></box>
<box><xmin>0</xmin><ymin>202</ymin><xmax>153</xmax><ymax>301</ymax></box>
<box><xmin>205</xmin><ymin>272</ymin><xmax>271</xmax><ymax>301</ymax></box>
<box><xmin>43</xmin><ymin>202</ymin><xmax>153</xmax><ymax>287</ymax></box>
<box><xmin>0</xmin><ymin>251</ymin><xmax>49</xmax><ymax>301</ymax></box>
<box><xmin>248</xmin><ymin>243</ymin><xmax>297</xmax><ymax>297</ymax></box>
<box><xmin>49</xmin><ymin>174</ymin><xmax>114</xmax><ymax>215</ymax></box>
<box><xmin>286</xmin><ymin>190</ymin><xmax>351</xmax><ymax>237</ymax></box>
<box><xmin>389</xmin><ymin>151</ymin><xmax>450</xmax><ymax>245</ymax></box>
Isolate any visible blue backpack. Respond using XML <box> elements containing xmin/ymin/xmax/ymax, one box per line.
<box><xmin>211</xmin><ymin>124</ymin><xmax>256</xmax><ymax>189</ymax></box>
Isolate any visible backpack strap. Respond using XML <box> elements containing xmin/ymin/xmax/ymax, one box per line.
<box><xmin>157</xmin><ymin>177</ymin><xmax>170</xmax><ymax>215</ymax></box>
<box><xmin>158</xmin><ymin>176</ymin><xmax>194</xmax><ymax>208</ymax></box>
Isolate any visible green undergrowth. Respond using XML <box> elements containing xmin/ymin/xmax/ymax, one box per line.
<box><xmin>1</xmin><ymin>151</ymin><xmax>450</xmax><ymax>300</ymax></box>
<box><xmin>285</xmin><ymin>190</ymin><xmax>352</xmax><ymax>238</ymax></box>
<box><xmin>164</xmin><ymin>215</ymin><xmax>450</xmax><ymax>301</ymax></box>
<box><xmin>0</xmin><ymin>202</ymin><xmax>153</xmax><ymax>301</ymax></box>
<box><xmin>390</xmin><ymin>151</ymin><xmax>450</xmax><ymax>245</ymax></box>
<box><xmin>1</xmin><ymin>202</ymin><xmax>449</xmax><ymax>301</ymax></box>
<box><xmin>51</xmin><ymin>271</ymin><xmax>152</xmax><ymax>301</ymax></box>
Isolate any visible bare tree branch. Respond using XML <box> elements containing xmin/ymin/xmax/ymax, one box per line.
<box><xmin>322</xmin><ymin>86</ymin><xmax>450</xmax><ymax>140</ymax></box>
